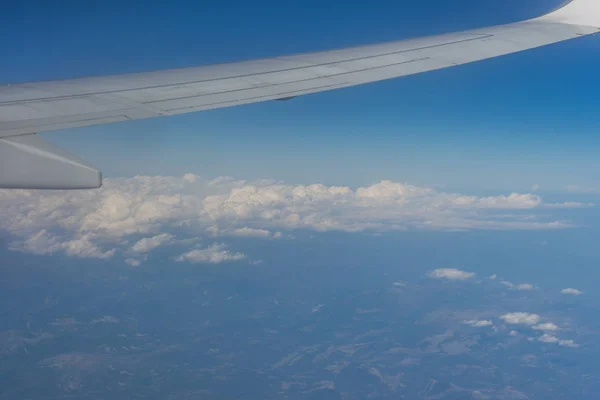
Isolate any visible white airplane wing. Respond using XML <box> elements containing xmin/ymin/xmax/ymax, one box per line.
<box><xmin>0</xmin><ymin>0</ymin><xmax>598</xmax><ymax>189</ymax></box>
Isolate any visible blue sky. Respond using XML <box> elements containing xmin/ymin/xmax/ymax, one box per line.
<box><xmin>2</xmin><ymin>0</ymin><xmax>600</xmax><ymax>191</ymax></box>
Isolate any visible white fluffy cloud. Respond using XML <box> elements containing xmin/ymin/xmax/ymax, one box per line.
<box><xmin>0</xmin><ymin>175</ymin><xmax>582</xmax><ymax>264</ymax></box>
<box><xmin>9</xmin><ymin>229</ymin><xmax>115</xmax><ymax>259</ymax></box>
<box><xmin>538</xmin><ymin>334</ymin><xmax>579</xmax><ymax>348</ymax></box>
<box><xmin>500</xmin><ymin>312</ymin><xmax>541</xmax><ymax>325</ymax></box>
<box><xmin>538</xmin><ymin>333</ymin><xmax>560</xmax><ymax>344</ymax></box>
<box><xmin>429</xmin><ymin>268</ymin><xmax>475</xmax><ymax>281</ymax></box>
<box><xmin>463</xmin><ymin>320</ymin><xmax>493</xmax><ymax>328</ymax></box>
<box><xmin>176</xmin><ymin>244</ymin><xmax>246</xmax><ymax>264</ymax></box>
<box><xmin>533</xmin><ymin>323</ymin><xmax>559</xmax><ymax>332</ymax></box>
<box><xmin>131</xmin><ymin>233</ymin><xmax>174</xmax><ymax>253</ymax></box>
<box><xmin>561</xmin><ymin>288</ymin><xmax>583</xmax><ymax>296</ymax></box>
<box><xmin>501</xmin><ymin>281</ymin><xmax>535</xmax><ymax>291</ymax></box>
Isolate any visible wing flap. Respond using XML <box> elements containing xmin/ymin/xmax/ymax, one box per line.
<box><xmin>0</xmin><ymin>134</ymin><xmax>102</xmax><ymax>189</ymax></box>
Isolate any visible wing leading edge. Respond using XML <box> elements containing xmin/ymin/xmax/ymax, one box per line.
<box><xmin>0</xmin><ymin>0</ymin><xmax>598</xmax><ymax>189</ymax></box>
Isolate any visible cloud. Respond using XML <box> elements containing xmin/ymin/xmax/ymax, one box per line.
<box><xmin>131</xmin><ymin>233</ymin><xmax>175</xmax><ymax>253</ymax></box>
<box><xmin>538</xmin><ymin>334</ymin><xmax>579</xmax><ymax>348</ymax></box>
<box><xmin>509</xmin><ymin>330</ymin><xmax>518</xmax><ymax>336</ymax></box>
<box><xmin>516</xmin><ymin>284</ymin><xmax>534</xmax><ymax>290</ymax></box>
<box><xmin>9</xmin><ymin>229</ymin><xmax>115</xmax><ymax>259</ymax></box>
<box><xmin>312</xmin><ymin>305</ymin><xmax>325</xmax><ymax>313</ymax></box>
<box><xmin>532</xmin><ymin>184</ymin><xmax>540</xmax><ymax>192</ymax></box>
<box><xmin>90</xmin><ymin>316</ymin><xmax>119</xmax><ymax>324</ymax></box>
<box><xmin>0</xmin><ymin>175</ymin><xmax>581</xmax><ymax>264</ymax></box>
<box><xmin>543</xmin><ymin>202</ymin><xmax>594</xmax><ymax>209</ymax></box>
<box><xmin>489</xmin><ymin>274</ymin><xmax>497</xmax><ymax>280</ymax></box>
<box><xmin>500</xmin><ymin>312</ymin><xmax>541</xmax><ymax>325</ymax></box>
<box><xmin>176</xmin><ymin>243</ymin><xmax>246</xmax><ymax>264</ymax></box>
<box><xmin>463</xmin><ymin>320</ymin><xmax>493</xmax><ymax>328</ymax></box>
<box><xmin>125</xmin><ymin>258</ymin><xmax>141</xmax><ymax>267</ymax></box>
<box><xmin>561</xmin><ymin>288</ymin><xmax>583</xmax><ymax>295</ymax></box>
<box><xmin>429</xmin><ymin>268</ymin><xmax>475</xmax><ymax>281</ymax></box>
<box><xmin>538</xmin><ymin>333</ymin><xmax>559</xmax><ymax>344</ymax></box>
<box><xmin>501</xmin><ymin>281</ymin><xmax>535</xmax><ymax>290</ymax></box>
<box><xmin>231</xmin><ymin>227</ymin><xmax>282</xmax><ymax>238</ymax></box>
<box><xmin>556</xmin><ymin>339</ymin><xmax>579</xmax><ymax>348</ymax></box>
<box><xmin>533</xmin><ymin>323</ymin><xmax>559</xmax><ymax>332</ymax></box>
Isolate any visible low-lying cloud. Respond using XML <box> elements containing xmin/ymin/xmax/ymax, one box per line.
<box><xmin>533</xmin><ymin>322</ymin><xmax>559</xmax><ymax>332</ymax></box>
<box><xmin>500</xmin><ymin>312</ymin><xmax>541</xmax><ymax>325</ymax></box>
<box><xmin>501</xmin><ymin>281</ymin><xmax>535</xmax><ymax>291</ymax></box>
<box><xmin>538</xmin><ymin>334</ymin><xmax>579</xmax><ymax>348</ymax></box>
<box><xmin>463</xmin><ymin>319</ymin><xmax>493</xmax><ymax>328</ymax></box>
<box><xmin>0</xmin><ymin>175</ymin><xmax>585</xmax><ymax>264</ymax></box>
<box><xmin>176</xmin><ymin>244</ymin><xmax>246</xmax><ymax>264</ymax></box>
<box><xmin>131</xmin><ymin>233</ymin><xmax>175</xmax><ymax>253</ymax></box>
<box><xmin>429</xmin><ymin>268</ymin><xmax>475</xmax><ymax>281</ymax></box>
<box><xmin>561</xmin><ymin>288</ymin><xmax>583</xmax><ymax>296</ymax></box>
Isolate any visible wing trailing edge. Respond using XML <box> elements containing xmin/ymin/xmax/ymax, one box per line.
<box><xmin>0</xmin><ymin>134</ymin><xmax>102</xmax><ymax>189</ymax></box>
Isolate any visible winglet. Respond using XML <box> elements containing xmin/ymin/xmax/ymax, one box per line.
<box><xmin>0</xmin><ymin>134</ymin><xmax>102</xmax><ymax>189</ymax></box>
<box><xmin>539</xmin><ymin>0</ymin><xmax>600</xmax><ymax>28</ymax></box>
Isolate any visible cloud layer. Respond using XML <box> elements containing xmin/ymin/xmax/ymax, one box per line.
<box><xmin>0</xmin><ymin>175</ymin><xmax>584</xmax><ymax>264</ymax></box>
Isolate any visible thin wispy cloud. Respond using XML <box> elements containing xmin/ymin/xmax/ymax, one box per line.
<box><xmin>463</xmin><ymin>320</ymin><xmax>493</xmax><ymax>328</ymax></box>
<box><xmin>561</xmin><ymin>288</ymin><xmax>583</xmax><ymax>295</ymax></box>
<box><xmin>501</xmin><ymin>281</ymin><xmax>535</xmax><ymax>291</ymax></box>
<box><xmin>543</xmin><ymin>202</ymin><xmax>594</xmax><ymax>209</ymax></box>
<box><xmin>176</xmin><ymin>244</ymin><xmax>246</xmax><ymax>264</ymax></box>
<box><xmin>231</xmin><ymin>228</ymin><xmax>282</xmax><ymax>238</ymax></box>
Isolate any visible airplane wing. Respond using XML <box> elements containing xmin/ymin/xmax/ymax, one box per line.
<box><xmin>0</xmin><ymin>0</ymin><xmax>598</xmax><ymax>189</ymax></box>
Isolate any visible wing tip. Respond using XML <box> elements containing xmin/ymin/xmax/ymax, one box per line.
<box><xmin>540</xmin><ymin>0</ymin><xmax>600</xmax><ymax>29</ymax></box>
